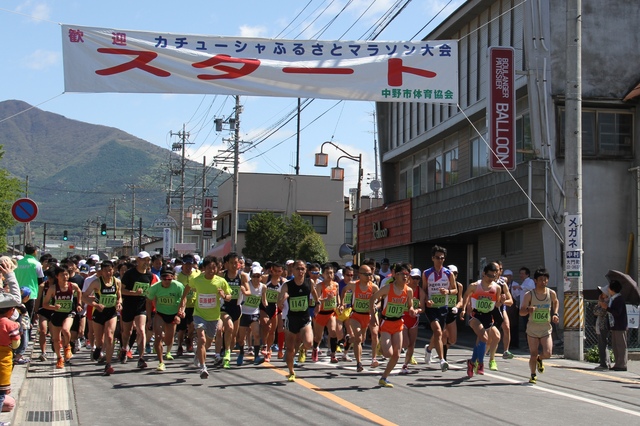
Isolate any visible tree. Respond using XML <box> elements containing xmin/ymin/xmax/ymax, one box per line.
<box><xmin>242</xmin><ymin>212</ymin><xmax>286</xmax><ymax>265</ymax></box>
<box><xmin>0</xmin><ymin>146</ymin><xmax>23</xmax><ymax>252</ymax></box>
<box><xmin>281</xmin><ymin>214</ymin><xmax>314</xmax><ymax>261</ymax></box>
<box><xmin>297</xmin><ymin>232</ymin><xmax>328</xmax><ymax>265</ymax></box>
<box><xmin>243</xmin><ymin>212</ymin><xmax>317</xmax><ymax>264</ymax></box>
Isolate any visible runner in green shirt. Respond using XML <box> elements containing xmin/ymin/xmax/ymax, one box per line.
<box><xmin>146</xmin><ymin>266</ymin><xmax>184</xmax><ymax>372</ymax></box>
<box><xmin>178</xmin><ymin>256</ymin><xmax>231</xmax><ymax>379</ymax></box>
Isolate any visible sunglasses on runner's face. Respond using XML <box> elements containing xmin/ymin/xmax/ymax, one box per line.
<box><xmin>433</xmin><ymin>256</ymin><xmax>445</xmax><ymax>260</ymax></box>
<box><xmin>310</xmin><ymin>271</ymin><xmax>320</xmax><ymax>275</ymax></box>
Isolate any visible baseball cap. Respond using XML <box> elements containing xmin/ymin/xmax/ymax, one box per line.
<box><xmin>182</xmin><ymin>254</ymin><xmax>196</xmax><ymax>264</ymax></box>
<box><xmin>410</xmin><ymin>268</ymin><xmax>421</xmax><ymax>277</ymax></box>
<box><xmin>89</xmin><ymin>254</ymin><xmax>100</xmax><ymax>262</ymax></box>
<box><xmin>382</xmin><ymin>258</ymin><xmax>390</xmax><ymax>265</ymax></box>
<box><xmin>447</xmin><ymin>265</ymin><xmax>458</xmax><ymax>273</ymax></box>
<box><xmin>79</xmin><ymin>264</ymin><xmax>90</xmax><ymax>274</ymax></box>
<box><xmin>285</xmin><ymin>260</ymin><xmax>294</xmax><ymax>266</ymax></box>
<box><xmin>21</xmin><ymin>287</ymin><xmax>31</xmax><ymax>299</ymax></box>
<box><xmin>503</xmin><ymin>269</ymin><xmax>513</xmax><ymax>276</ymax></box>
<box><xmin>193</xmin><ymin>254</ymin><xmax>201</xmax><ymax>263</ymax></box>
<box><xmin>137</xmin><ymin>251</ymin><xmax>151</xmax><ymax>259</ymax></box>
<box><xmin>251</xmin><ymin>266</ymin><xmax>262</xmax><ymax>276</ymax></box>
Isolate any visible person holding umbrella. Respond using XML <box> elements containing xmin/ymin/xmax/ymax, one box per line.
<box><xmin>598</xmin><ymin>280</ymin><xmax>628</xmax><ymax>371</ymax></box>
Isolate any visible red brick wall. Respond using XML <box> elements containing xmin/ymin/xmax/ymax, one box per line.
<box><xmin>357</xmin><ymin>199</ymin><xmax>412</xmax><ymax>251</ymax></box>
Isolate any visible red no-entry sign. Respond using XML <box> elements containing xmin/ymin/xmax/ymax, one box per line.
<box><xmin>12</xmin><ymin>198</ymin><xmax>39</xmax><ymax>223</ymax></box>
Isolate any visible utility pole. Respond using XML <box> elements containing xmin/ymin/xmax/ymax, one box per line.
<box><xmin>296</xmin><ymin>98</ymin><xmax>301</xmax><ymax>175</ymax></box>
<box><xmin>231</xmin><ymin>95</ymin><xmax>241</xmax><ymax>252</ymax></box>
<box><xmin>109</xmin><ymin>198</ymin><xmax>118</xmax><ymax>239</ymax></box>
<box><xmin>127</xmin><ymin>184</ymin><xmax>140</xmax><ymax>256</ymax></box>
<box><xmin>202</xmin><ymin>156</ymin><xmax>207</xmax><ymax>255</ymax></box>
<box><xmin>563</xmin><ymin>0</ymin><xmax>583</xmax><ymax>360</ymax></box>
<box><xmin>171</xmin><ymin>124</ymin><xmax>192</xmax><ymax>244</ymax></box>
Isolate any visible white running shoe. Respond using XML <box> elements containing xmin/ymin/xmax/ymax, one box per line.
<box><xmin>440</xmin><ymin>359</ymin><xmax>449</xmax><ymax>372</ymax></box>
<box><xmin>193</xmin><ymin>355</ymin><xmax>202</xmax><ymax>368</ymax></box>
<box><xmin>424</xmin><ymin>345</ymin><xmax>433</xmax><ymax>364</ymax></box>
<box><xmin>199</xmin><ymin>367</ymin><xmax>209</xmax><ymax>379</ymax></box>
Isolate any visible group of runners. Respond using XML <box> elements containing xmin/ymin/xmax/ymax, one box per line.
<box><xmin>33</xmin><ymin>246</ymin><xmax>559</xmax><ymax>388</ymax></box>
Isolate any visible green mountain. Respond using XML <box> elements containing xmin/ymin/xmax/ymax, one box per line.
<box><xmin>0</xmin><ymin>99</ymin><xmax>226</xmax><ymax>244</ymax></box>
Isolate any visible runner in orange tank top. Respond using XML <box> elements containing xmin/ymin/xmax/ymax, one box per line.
<box><xmin>313</xmin><ymin>263</ymin><xmax>341</xmax><ymax>363</ymax></box>
<box><xmin>340</xmin><ymin>265</ymin><xmax>379</xmax><ymax>372</ymax></box>
<box><xmin>370</xmin><ymin>263</ymin><xmax>419</xmax><ymax>388</ymax></box>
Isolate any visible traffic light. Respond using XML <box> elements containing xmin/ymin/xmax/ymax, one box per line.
<box><xmin>100</xmin><ymin>223</ymin><xmax>107</xmax><ymax>236</ymax></box>
<box><xmin>63</xmin><ymin>230</ymin><xmax>68</xmax><ymax>241</ymax></box>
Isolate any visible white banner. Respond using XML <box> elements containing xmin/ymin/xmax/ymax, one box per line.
<box><xmin>62</xmin><ymin>25</ymin><xmax>458</xmax><ymax>103</ymax></box>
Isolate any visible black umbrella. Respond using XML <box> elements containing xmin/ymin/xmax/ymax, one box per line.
<box><xmin>605</xmin><ymin>269</ymin><xmax>640</xmax><ymax>306</ymax></box>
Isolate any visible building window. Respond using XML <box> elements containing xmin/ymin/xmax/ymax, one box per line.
<box><xmin>216</xmin><ymin>215</ymin><xmax>230</xmax><ymax>240</ymax></box>
<box><xmin>301</xmin><ymin>215</ymin><xmax>328</xmax><ymax>234</ymax></box>
<box><xmin>345</xmin><ymin>218</ymin><xmax>353</xmax><ymax>244</ymax></box>
<box><xmin>502</xmin><ymin>229</ymin><xmax>524</xmax><ymax>256</ymax></box>
<box><xmin>443</xmin><ymin>148</ymin><xmax>459</xmax><ymax>186</ymax></box>
<box><xmin>516</xmin><ymin>114</ymin><xmax>534</xmax><ymax>163</ymax></box>
<box><xmin>558</xmin><ymin>109</ymin><xmax>633</xmax><ymax>158</ymax></box>
<box><xmin>471</xmin><ymin>136</ymin><xmax>489</xmax><ymax>177</ymax></box>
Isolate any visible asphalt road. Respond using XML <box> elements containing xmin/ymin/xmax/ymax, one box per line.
<box><xmin>59</xmin><ymin>333</ymin><xmax>640</xmax><ymax>426</ymax></box>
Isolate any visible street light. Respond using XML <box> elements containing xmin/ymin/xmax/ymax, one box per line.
<box><xmin>314</xmin><ymin>141</ymin><xmax>363</xmax><ymax>264</ymax></box>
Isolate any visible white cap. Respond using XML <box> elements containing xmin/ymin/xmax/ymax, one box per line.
<box><xmin>251</xmin><ymin>266</ymin><xmax>262</xmax><ymax>276</ymax></box>
<box><xmin>137</xmin><ymin>251</ymin><xmax>151</xmax><ymax>259</ymax></box>
<box><xmin>285</xmin><ymin>260</ymin><xmax>294</xmax><ymax>265</ymax></box>
<box><xmin>410</xmin><ymin>268</ymin><xmax>421</xmax><ymax>277</ymax></box>
<box><xmin>193</xmin><ymin>254</ymin><xmax>201</xmax><ymax>263</ymax></box>
<box><xmin>89</xmin><ymin>254</ymin><xmax>100</xmax><ymax>262</ymax></box>
<box><xmin>251</xmin><ymin>261</ymin><xmax>261</xmax><ymax>268</ymax></box>
<box><xmin>503</xmin><ymin>269</ymin><xmax>513</xmax><ymax>276</ymax></box>
<box><xmin>447</xmin><ymin>265</ymin><xmax>458</xmax><ymax>273</ymax></box>
<box><xmin>335</xmin><ymin>269</ymin><xmax>344</xmax><ymax>281</ymax></box>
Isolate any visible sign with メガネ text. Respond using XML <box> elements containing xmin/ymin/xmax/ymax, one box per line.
<box><xmin>62</xmin><ymin>25</ymin><xmax>458</xmax><ymax>103</ymax></box>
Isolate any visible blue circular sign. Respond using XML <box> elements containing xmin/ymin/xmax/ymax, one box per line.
<box><xmin>11</xmin><ymin>198</ymin><xmax>38</xmax><ymax>223</ymax></box>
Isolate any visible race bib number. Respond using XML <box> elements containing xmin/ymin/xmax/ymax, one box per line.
<box><xmin>133</xmin><ymin>282</ymin><xmax>150</xmax><ymax>296</ymax></box>
<box><xmin>266</xmin><ymin>289</ymin><xmax>279</xmax><ymax>304</ymax></box>
<box><xmin>323</xmin><ymin>296</ymin><xmax>337</xmax><ymax>310</ymax></box>
<box><xmin>244</xmin><ymin>295</ymin><xmax>261</xmax><ymax>308</ymax></box>
<box><xmin>100</xmin><ymin>294</ymin><xmax>117</xmax><ymax>308</ymax></box>
<box><xmin>532</xmin><ymin>308</ymin><xmax>550</xmax><ymax>323</ymax></box>
<box><xmin>430</xmin><ymin>294</ymin><xmax>446</xmax><ymax>308</ymax></box>
<box><xmin>198</xmin><ymin>294</ymin><xmax>217</xmax><ymax>309</ymax></box>
<box><xmin>158</xmin><ymin>296</ymin><xmax>175</xmax><ymax>306</ymax></box>
<box><xmin>448</xmin><ymin>295</ymin><xmax>458</xmax><ymax>308</ymax></box>
<box><xmin>57</xmin><ymin>299</ymin><xmax>73</xmax><ymax>313</ymax></box>
<box><xmin>412</xmin><ymin>298</ymin><xmax>420</xmax><ymax>309</ymax></box>
<box><xmin>289</xmin><ymin>296</ymin><xmax>309</xmax><ymax>312</ymax></box>
<box><xmin>230</xmin><ymin>286</ymin><xmax>240</xmax><ymax>300</ymax></box>
<box><xmin>343</xmin><ymin>292</ymin><xmax>353</xmax><ymax>306</ymax></box>
<box><xmin>385</xmin><ymin>302</ymin><xmax>406</xmax><ymax>318</ymax></box>
<box><xmin>474</xmin><ymin>298</ymin><xmax>495</xmax><ymax>313</ymax></box>
<box><xmin>353</xmin><ymin>298</ymin><xmax>370</xmax><ymax>312</ymax></box>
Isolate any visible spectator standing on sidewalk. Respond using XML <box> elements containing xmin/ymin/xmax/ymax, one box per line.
<box><xmin>599</xmin><ymin>280</ymin><xmax>628</xmax><ymax>371</ymax></box>
<box><xmin>0</xmin><ymin>256</ymin><xmax>25</xmax><ymax>423</ymax></box>
<box><xmin>593</xmin><ymin>285</ymin><xmax>610</xmax><ymax>370</ymax></box>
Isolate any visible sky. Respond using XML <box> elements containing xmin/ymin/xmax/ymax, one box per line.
<box><xmin>1</xmin><ymin>0</ymin><xmax>465</xmax><ymax>197</ymax></box>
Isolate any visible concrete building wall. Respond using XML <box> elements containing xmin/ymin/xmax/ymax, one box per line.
<box><xmin>216</xmin><ymin>173</ymin><xmax>345</xmax><ymax>263</ymax></box>
<box><xmin>549</xmin><ymin>0</ymin><xmax>640</xmax><ymax>98</ymax></box>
